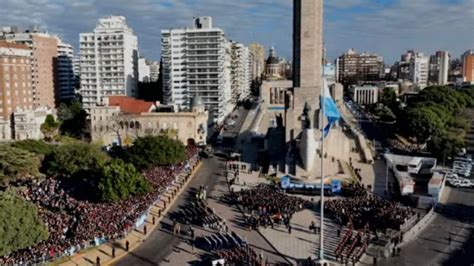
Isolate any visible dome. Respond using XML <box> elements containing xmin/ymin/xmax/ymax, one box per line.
<box><xmin>266</xmin><ymin>55</ymin><xmax>280</xmax><ymax>65</ymax></box>
<box><xmin>191</xmin><ymin>95</ymin><xmax>204</xmax><ymax>108</ymax></box>
<box><xmin>266</xmin><ymin>46</ymin><xmax>279</xmax><ymax>65</ymax></box>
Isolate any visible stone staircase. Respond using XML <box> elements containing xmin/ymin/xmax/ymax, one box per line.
<box><xmin>312</xmin><ymin>213</ymin><xmax>368</xmax><ymax>264</ymax></box>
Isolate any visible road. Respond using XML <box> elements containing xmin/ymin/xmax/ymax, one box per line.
<box><xmin>380</xmin><ymin>187</ymin><xmax>474</xmax><ymax>266</ymax></box>
<box><xmin>116</xmin><ymin>105</ymin><xmax>286</xmax><ymax>265</ymax></box>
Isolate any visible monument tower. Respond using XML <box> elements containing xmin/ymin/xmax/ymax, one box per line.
<box><xmin>285</xmin><ymin>0</ymin><xmax>324</xmax><ymax>172</ymax></box>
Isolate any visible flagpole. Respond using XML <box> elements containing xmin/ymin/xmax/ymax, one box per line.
<box><xmin>319</xmin><ymin>77</ymin><xmax>325</xmax><ymax>262</ymax></box>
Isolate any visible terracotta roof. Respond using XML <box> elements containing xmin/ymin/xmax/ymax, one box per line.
<box><xmin>0</xmin><ymin>40</ymin><xmax>30</xmax><ymax>50</ymax></box>
<box><xmin>108</xmin><ymin>96</ymin><xmax>154</xmax><ymax>114</ymax></box>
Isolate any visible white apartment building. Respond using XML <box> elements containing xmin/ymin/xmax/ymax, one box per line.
<box><xmin>138</xmin><ymin>57</ymin><xmax>151</xmax><ymax>82</ymax></box>
<box><xmin>230</xmin><ymin>42</ymin><xmax>251</xmax><ymax>104</ymax></box>
<box><xmin>438</xmin><ymin>51</ymin><xmax>449</xmax><ymax>85</ymax></box>
<box><xmin>410</xmin><ymin>53</ymin><xmax>429</xmax><ymax>89</ymax></box>
<box><xmin>161</xmin><ymin>17</ymin><xmax>232</xmax><ymax>124</ymax></box>
<box><xmin>149</xmin><ymin>61</ymin><xmax>160</xmax><ymax>82</ymax></box>
<box><xmin>79</xmin><ymin>16</ymin><xmax>138</xmax><ymax>110</ymax></box>
<box><xmin>57</xmin><ymin>39</ymin><xmax>76</xmax><ymax>102</ymax></box>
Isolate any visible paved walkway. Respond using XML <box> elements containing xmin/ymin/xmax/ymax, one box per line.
<box><xmin>58</xmin><ymin>162</ymin><xmax>202</xmax><ymax>266</ymax></box>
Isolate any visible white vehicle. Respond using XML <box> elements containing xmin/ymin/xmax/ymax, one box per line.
<box><xmin>457</xmin><ymin>179</ymin><xmax>474</xmax><ymax>188</ymax></box>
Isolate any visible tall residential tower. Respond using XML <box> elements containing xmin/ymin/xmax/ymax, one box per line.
<box><xmin>79</xmin><ymin>16</ymin><xmax>138</xmax><ymax>110</ymax></box>
<box><xmin>161</xmin><ymin>17</ymin><xmax>232</xmax><ymax>123</ymax></box>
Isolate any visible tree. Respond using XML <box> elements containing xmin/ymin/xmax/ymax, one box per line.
<box><xmin>125</xmin><ymin>136</ymin><xmax>186</xmax><ymax>170</ymax></box>
<box><xmin>0</xmin><ymin>189</ymin><xmax>49</xmax><ymax>256</ymax></box>
<box><xmin>0</xmin><ymin>145</ymin><xmax>41</xmax><ymax>185</ymax></box>
<box><xmin>428</xmin><ymin>131</ymin><xmax>465</xmax><ymax>162</ymax></box>
<box><xmin>11</xmin><ymin>140</ymin><xmax>54</xmax><ymax>156</ymax></box>
<box><xmin>402</xmin><ymin>107</ymin><xmax>443</xmax><ymax>144</ymax></box>
<box><xmin>58</xmin><ymin>100</ymin><xmax>88</xmax><ymax>139</ymax></box>
<box><xmin>40</xmin><ymin>115</ymin><xmax>60</xmax><ymax>141</ymax></box>
<box><xmin>95</xmin><ymin>159</ymin><xmax>151</xmax><ymax>202</ymax></box>
<box><xmin>42</xmin><ymin>142</ymin><xmax>109</xmax><ymax>178</ymax></box>
<box><xmin>380</xmin><ymin>87</ymin><xmax>398</xmax><ymax>110</ymax></box>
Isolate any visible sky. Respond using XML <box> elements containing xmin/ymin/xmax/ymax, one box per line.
<box><xmin>0</xmin><ymin>0</ymin><xmax>473</xmax><ymax>64</ymax></box>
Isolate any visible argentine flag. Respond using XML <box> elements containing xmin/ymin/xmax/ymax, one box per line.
<box><xmin>321</xmin><ymin>78</ymin><xmax>341</xmax><ymax>137</ymax></box>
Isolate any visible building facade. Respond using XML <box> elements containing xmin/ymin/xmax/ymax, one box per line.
<box><xmin>90</xmin><ymin>96</ymin><xmax>208</xmax><ymax>147</ymax></box>
<box><xmin>349</xmin><ymin>85</ymin><xmax>379</xmax><ymax>105</ymax></box>
<box><xmin>230</xmin><ymin>42</ymin><xmax>251</xmax><ymax>103</ymax></box>
<box><xmin>0</xmin><ymin>41</ymin><xmax>33</xmax><ymax>122</ymax></box>
<box><xmin>249</xmin><ymin>43</ymin><xmax>265</xmax><ymax>81</ymax></box>
<box><xmin>161</xmin><ymin>17</ymin><xmax>232</xmax><ymax>123</ymax></box>
<box><xmin>336</xmin><ymin>48</ymin><xmax>384</xmax><ymax>84</ymax></box>
<box><xmin>149</xmin><ymin>61</ymin><xmax>160</xmax><ymax>82</ymax></box>
<box><xmin>438</xmin><ymin>51</ymin><xmax>450</xmax><ymax>85</ymax></box>
<box><xmin>56</xmin><ymin>39</ymin><xmax>76</xmax><ymax>103</ymax></box>
<box><xmin>138</xmin><ymin>57</ymin><xmax>151</xmax><ymax>82</ymax></box>
<box><xmin>79</xmin><ymin>16</ymin><xmax>139</xmax><ymax>110</ymax></box>
<box><xmin>13</xmin><ymin>107</ymin><xmax>55</xmax><ymax>141</ymax></box>
<box><xmin>462</xmin><ymin>50</ymin><xmax>474</xmax><ymax>83</ymax></box>
<box><xmin>1</xmin><ymin>29</ymin><xmax>58</xmax><ymax>109</ymax></box>
<box><xmin>410</xmin><ymin>52</ymin><xmax>429</xmax><ymax>89</ymax></box>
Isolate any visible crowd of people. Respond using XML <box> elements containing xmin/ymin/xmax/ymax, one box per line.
<box><xmin>326</xmin><ymin>183</ymin><xmax>414</xmax><ymax>231</ymax></box>
<box><xmin>232</xmin><ymin>184</ymin><xmax>310</xmax><ymax>229</ymax></box>
<box><xmin>0</xmin><ymin>146</ymin><xmax>200</xmax><ymax>265</ymax></box>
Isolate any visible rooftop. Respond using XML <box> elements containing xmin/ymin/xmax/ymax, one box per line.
<box><xmin>108</xmin><ymin>96</ymin><xmax>155</xmax><ymax>114</ymax></box>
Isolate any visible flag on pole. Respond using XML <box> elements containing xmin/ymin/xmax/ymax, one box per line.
<box><xmin>321</xmin><ymin>78</ymin><xmax>341</xmax><ymax>137</ymax></box>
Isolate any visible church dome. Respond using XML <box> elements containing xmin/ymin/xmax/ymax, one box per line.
<box><xmin>266</xmin><ymin>46</ymin><xmax>280</xmax><ymax>65</ymax></box>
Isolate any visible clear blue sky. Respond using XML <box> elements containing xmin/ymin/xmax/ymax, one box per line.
<box><xmin>1</xmin><ymin>0</ymin><xmax>473</xmax><ymax>64</ymax></box>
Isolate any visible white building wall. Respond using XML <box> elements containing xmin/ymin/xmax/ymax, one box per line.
<box><xmin>438</xmin><ymin>51</ymin><xmax>449</xmax><ymax>85</ymax></box>
<box><xmin>79</xmin><ymin>16</ymin><xmax>138</xmax><ymax>110</ymax></box>
<box><xmin>138</xmin><ymin>57</ymin><xmax>151</xmax><ymax>82</ymax></box>
<box><xmin>410</xmin><ymin>53</ymin><xmax>429</xmax><ymax>89</ymax></box>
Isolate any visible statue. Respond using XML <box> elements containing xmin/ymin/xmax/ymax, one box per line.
<box><xmin>302</xmin><ymin>102</ymin><xmax>312</xmax><ymax>129</ymax></box>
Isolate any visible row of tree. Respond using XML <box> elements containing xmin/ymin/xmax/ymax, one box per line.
<box><xmin>0</xmin><ymin>135</ymin><xmax>188</xmax><ymax>256</ymax></box>
<box><xmin>398</xmin><ymin>86</ymin><xmax>474</xmax><ymax>159</ymax></box>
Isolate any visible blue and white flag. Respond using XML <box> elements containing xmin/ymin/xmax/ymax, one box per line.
<box><xmin>321</xmin><ymin>79</ymin><xmax>341</xmax><ymax>137</ymax></box>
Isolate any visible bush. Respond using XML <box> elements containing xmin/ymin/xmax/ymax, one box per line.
<box><xmin>0</xmin><ymin>190</ymin><xmax>49</xmax><ymax>256</ymax></box>
<box><xmin>42</xmin><ymin>142</ymin><xmax>109</xmax><ymax>178</ymax></box>
<box><xmin>95</xmin><ymin>159</ymin><xmax>151</xmax><ymax>202</ymax></box>
<box><xmin>0</xmin><ymin>145</ymin><xmax>42</xmax><ymax>184</ymax></box>
<box><xmin>11</xmin><ymin>140</ymin><xmax>54</xmax><ymax>156</ymax></box>
<box><xmin>125</xmin><ymin>136</ymin><xmax>186</xmax><ymax>170</ymax></box>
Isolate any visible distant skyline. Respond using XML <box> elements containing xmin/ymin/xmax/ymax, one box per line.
<box><xmin>1</xmin><ymin>0</ymin><xmax>473</xmax><ymax>64</ymax></box>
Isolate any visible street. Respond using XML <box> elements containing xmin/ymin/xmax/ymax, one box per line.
<box><xmin>381</xmin><ymin>187</ymin><xmax>474</xmax><ymax>266</ymax></box>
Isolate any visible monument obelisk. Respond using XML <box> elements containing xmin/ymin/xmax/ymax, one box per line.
<box><xmin>286</xmin><ymin>0</ymin><xmax>324</xmax><ymax>172</ymax></box>
<box><xmin>293</xmin><ymin>0</ymin><xmax>323</xmax><ymax>121</ymax></box>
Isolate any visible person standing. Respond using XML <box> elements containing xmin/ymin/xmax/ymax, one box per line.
<box><xmin>112</xmin><ymin>247</ymin><xmax>116</xmax><ymax>258</ymax></box>
<box><xmin>96</xmin><ymin>256</ymin><xmax>101</xmax><ymax>266</ymax></box>
<box><xmin>125</xmin><ymin>240</ymin><xmax>129</xmax><ymax>251</ymax></box>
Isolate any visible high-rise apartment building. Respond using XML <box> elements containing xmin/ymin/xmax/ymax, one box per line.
<box><xmin>0</xmin><ymin>41</ymin><xmax>33</xmax><ymax>121</ymax></box>
<box><xmin>56</xmin><ymin>39</ymin><xmax>76</xmax><ymax>102</ymax></box>
<box><xmin>230</xmin><ymin>42</ymin><xmax>251</xmax><ymax>103</ymax></box>
<box><xmin>428</xmin><ymin>51</ymin><xmax>450</xmax><ymax>85</ymax></box>
<box><xmin>1</xmin><ymin>28</ymin><xmax>58</xmax><ymax>109</ymax></box>
<box><xmin>0</xmin><ymin>41</ymin><xmax>34</xmax><ymax>141</ymax></box>
<box><xmin>149</xmin><ymin>61</ymin><xmax>160</xmax><ymax>82</ymax></box>
<box><xmin>138</xmin><ymin>57</ymin><xmax>151</xmax><ymax>82</ymax></box>
<box><xmin>79</xmin><ymin>16</ymin><xmax>139</xmax><ymax>110</ymax></box>
<box><xmin>161</xmin><ymin>17</ymin><xmax>232</xmax><ymax>123</ymax></box>
<box><xmin>462</xmin><ymin>50</ymin><xmax>474</xmax><ymax>83</ymax></box>
<box><xmin>410</xmin><ymin>52</ymin><xmax>429</xmax><ymax>89</ymax></box>
<box><xmin>438</xmin><ymin>51</ymin><xmax>450</xmax><ymax>85</ymax></box>
<box><xmin>336</xmin><ymin>48</ymin><xmax>384</xmax><ymax>84</ymax></box>
<box><xmin>249</xmin><ymin>43</ymin><xmax>265</xmax><ymax>81</ymax></box>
